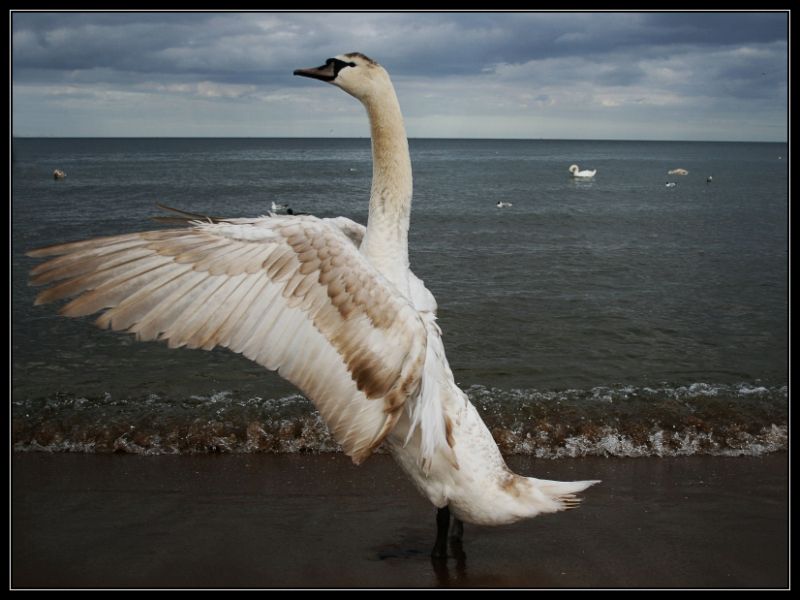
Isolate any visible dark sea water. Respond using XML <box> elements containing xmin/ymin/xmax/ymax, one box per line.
<box><xmin>11</xmin><ymin>138</ymin><xmax>788</xmax><ymax>457</ymax></box>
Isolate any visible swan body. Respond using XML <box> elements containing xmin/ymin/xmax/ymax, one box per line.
<box><xmin>569</xmin><ymin>164</ymin><xmax>596</xmax><ymax>178</ymax></box>
<box><xmin>28</xmin><ymin>53</ymin><xmax>598</xmax><ymax>545</ymax></box>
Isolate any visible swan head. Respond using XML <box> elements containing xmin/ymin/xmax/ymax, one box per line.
<box><xmin>294</xmin><ymin>52</ymin><xmax>390</xmax><ymax>102</ymax></box>
<box><xmin>568</xmin><ymin>164</ymin><xmax>579</xmax><ymax>174</ymax></box>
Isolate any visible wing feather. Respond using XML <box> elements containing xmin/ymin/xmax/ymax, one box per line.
<box><xmin>60</xmin><ymin>257</ymin><xmax>173</xmax><ymax>316</ymax></box>
<box><xmin>129</xmin><ymin>271</ymin><xmax>210</xmax><ymax>341</ymax></box>
<box><xmin>94</xmin><ymin>264</ymin><xmax>196</xmax><ymax>331</ymax></box>
<box><xmin>199</xmin><ymin>273</ymin><xmax>266</xmax><ymax>350</ymax></box>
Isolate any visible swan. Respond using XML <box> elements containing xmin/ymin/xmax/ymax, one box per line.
<box><xmin>665</xmin><ymin>182</ymin><xmax>677</xmax><ymax>188</ymax></box>
<box><xmin>496</xmin><ymin>201</ymin><xmax>513</xmax><ymax>208</ymax></box>
<box><xmin>668</xmin><ymin>168</ymin><xmax>689</xmax><ymax>176</ymax></box>
<box><xmin>27</xmin><ymin>52</ymin><xmax>598</xmax><ymax>558</ymax></box>
<box><xmin>53</xmin><ymin>169</ymin><xmax>66</xmax><ymax>180</ymax></box>
<box><xmin>568</xmin><ymin>164</ymin><xmax>596</xmax><ymax>178</ymax></box>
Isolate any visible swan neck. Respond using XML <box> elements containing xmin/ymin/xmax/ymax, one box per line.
<box><xmin>361</xmin><ymin>87</ymin><xmax>413</xmax><ymax>292</ymax></box>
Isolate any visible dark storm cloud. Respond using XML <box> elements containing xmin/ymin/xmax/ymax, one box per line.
<box><xmin>13</xmin><ymin>12</ymin><xmax>787</xmax><ymax>82</ymax></box>
<box><xmin>638</xmin><ymin>12</ymin><xmax>786</xmax><ymax>46</ymax></box>
<box><xmin>12</xmin><ymin>13</ymin><xmax>273</xmax><ymax>79</ymax></box>
<box><xmin>11</xmin><ymin>11</ymin><xmax>788</xmax><ymax>140</ymax></box>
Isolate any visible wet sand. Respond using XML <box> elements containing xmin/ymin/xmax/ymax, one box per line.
<box><xmin>12</xmin><ymin>453</ymin><xmax>788</xmax><ymax>589</ymax></box>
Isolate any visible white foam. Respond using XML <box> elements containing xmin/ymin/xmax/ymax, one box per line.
<box><xmin>12</xmin><ymin>382</ymin><xmax>787</xmax><ymax>457</ymax></box>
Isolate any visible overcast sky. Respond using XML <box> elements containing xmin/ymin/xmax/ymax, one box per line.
<box><xmin>11</xmin><ymin>11</ymin><xmax>789</xmax><ymax>141</ymax></box>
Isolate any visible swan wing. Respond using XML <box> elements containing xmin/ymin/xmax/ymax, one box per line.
<box><xmin>27</xmin><ymin>215</ymin><xmax>428</xmax><ymax>464</ymax></box>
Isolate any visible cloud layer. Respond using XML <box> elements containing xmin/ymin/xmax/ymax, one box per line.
<box><xmin>11</xmin><ymin>12</ymin><xmax>788</xmax><ymax>140</ymax></box>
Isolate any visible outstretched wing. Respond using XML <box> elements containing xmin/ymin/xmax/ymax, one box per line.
<box><xmin>27</xmin><ymin>215</ymin><xmax>428</xmax><ymax>464</ymax></box>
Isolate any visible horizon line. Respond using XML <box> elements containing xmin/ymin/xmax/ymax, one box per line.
<box><xmin>10</xmin><ymin>135</ymin><xmax>788</xmax><ymax>144</ymax></box>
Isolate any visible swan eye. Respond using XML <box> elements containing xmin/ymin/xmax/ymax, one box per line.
<box><xmin>326</xmin><ymin>58</ymin><xmax>357</xmax><ymax>78</ymax></box>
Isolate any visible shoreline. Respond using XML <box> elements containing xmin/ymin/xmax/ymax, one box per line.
<box><xmin>12</xmin><ymin>452</ymin><xmax>788</xmax><ymax>589</ymax></box>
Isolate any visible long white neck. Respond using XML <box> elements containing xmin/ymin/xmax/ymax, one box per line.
<box><xmin>359</xmin><ymin>86</ymin><xmax>413</xmax><ymax>297</ymax></box>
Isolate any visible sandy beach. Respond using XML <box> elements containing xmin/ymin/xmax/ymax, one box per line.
<box><xmin>11</xmin><ymin>452</ymin><xmax>788</xmax><ymax>589</ymax></box>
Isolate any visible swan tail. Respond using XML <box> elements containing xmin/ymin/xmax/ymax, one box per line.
<box><xmin>524</xmin><ymin>477</ymin><xmax>601</xmax><ymax>513</ymax></box>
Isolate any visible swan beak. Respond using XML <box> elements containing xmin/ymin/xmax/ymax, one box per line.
<box><xmin>294</xmin><ymin>62</ymin><xmax>337</xmax><ymax>82</ymax></box>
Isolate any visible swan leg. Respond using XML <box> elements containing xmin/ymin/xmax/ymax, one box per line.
<box><xmin>450</xmin><ymin>518</ymin><xmax>463</xmax><ymax>542</ymax></box>
<box><xmin>448</xmin><ymin>516</ymin><xmax>466</xmax><ymax>565</ymax></box>
<box><xmin>431</xmin><ymin>506</ymin><xmax>450</xmax><ymax>559</ymax></box>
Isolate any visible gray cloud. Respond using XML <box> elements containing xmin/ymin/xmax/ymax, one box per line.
<box><xmin>11</xmin><ymin>11</ymin><xmax>788</xmax><ymax>141</ymax></box>
<box><xmin>13</xmin><ymin>12</ymin><xmax>788</xmax><ymax>78</ymax></box>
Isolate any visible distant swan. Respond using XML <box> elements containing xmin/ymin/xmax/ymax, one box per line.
<box><xmin>28</xmin><ymin>53</ymin><xmax>598</xmax><ymax>558</ymax></box>
<box><xmin>569</xmin><ymin>164</ymin><xmax>596</xmax><ymax>178</ymax></box>
<box><xmin>668</xmin><ymin>168</ymin><xmax>689</xmax><ymax>176</ymax></box>
<box><xmin>665</xmin><ymin>182</ymin><xmax>677</xmax><ymax>188</ymax></box>
<box><xmin>53</xmin><ymin>169</ymin><xmax>66</xmax><ymax>180</ymax></box>
<box><xmin>496</xmin><ymin>201</ymin><xmax>513</xmax><ymax>208</ymax></box>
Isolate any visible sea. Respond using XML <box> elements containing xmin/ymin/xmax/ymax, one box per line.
<box><xmin>11</xmin><ymin>137</ymin><xmax>789</xmax><ymax>458</ymax></box>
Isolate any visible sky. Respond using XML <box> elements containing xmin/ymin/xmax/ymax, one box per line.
<box><xmin>11</xmin><ymin>11</ymin><xmax>789</xmax><ymax>141</ymax></box>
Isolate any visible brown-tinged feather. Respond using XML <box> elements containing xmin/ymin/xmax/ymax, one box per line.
<box><xmin>28</xmin><ymin>215</ymin><xmax>429</xmax><ymax>465</ymax></box>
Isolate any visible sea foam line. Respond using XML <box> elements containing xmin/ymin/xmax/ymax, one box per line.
<box><xmin>12</xmin><ymin>382</ymin><xmax>787</xmax><ymax>457</ymax></box>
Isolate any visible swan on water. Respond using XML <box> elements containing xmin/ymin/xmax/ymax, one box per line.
<box><xmin>665</xmin><ymin>182</ymin><xmax>677</xmax><ymax>188</ymax></box>
<box><xmin>27</xmin><ymin>52</ymin><xmax>598</xmax><ymax>559</ymax></box>
<box><xmin>53</xmin><ymin>169</ymin><xmax>66</xmax><ymax>180</ymax></box>
<box><xmin>496</xmin><ymin>201</ymin><xmax>513</xmax><ymax>208</ymax></box>
<box><xmin>668</xmin><ymin>168</ymin><xmax>689</xmax><ymax>176</ymax></box>
<box><xmin>568</xmin><ymin>164</ymin><xmax>596</xmax><ymax>178</ymax></box>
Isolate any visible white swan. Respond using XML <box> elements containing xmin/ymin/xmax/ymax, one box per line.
<box><xmin>668</xmin><ymin>168</ymin><xmax>689</xmax><ymax>176</ymax></box>
<box><xmin>665</xmin><ymin>182</ymin><xmax>677</xmax><ymax>188</ymax></box>
<box><xmin>28</xmin><ymin>53</ymin><xmax>598</xmax><ymax>557</ymax></box>
<box><xmin>569</xmin><ymin>164</ymin><xmax>596</xmax><ymax>178</ymax></box>
<box><xmin>270</xmin><ymin>200</ymin><xmax>289</xmax><ymax>213</ymax></box>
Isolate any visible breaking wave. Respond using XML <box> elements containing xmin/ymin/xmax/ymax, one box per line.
<box><xmin>12</xmin><ymin>382</ymin><xmax>787</xmax><ymax>458</ymax></box>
